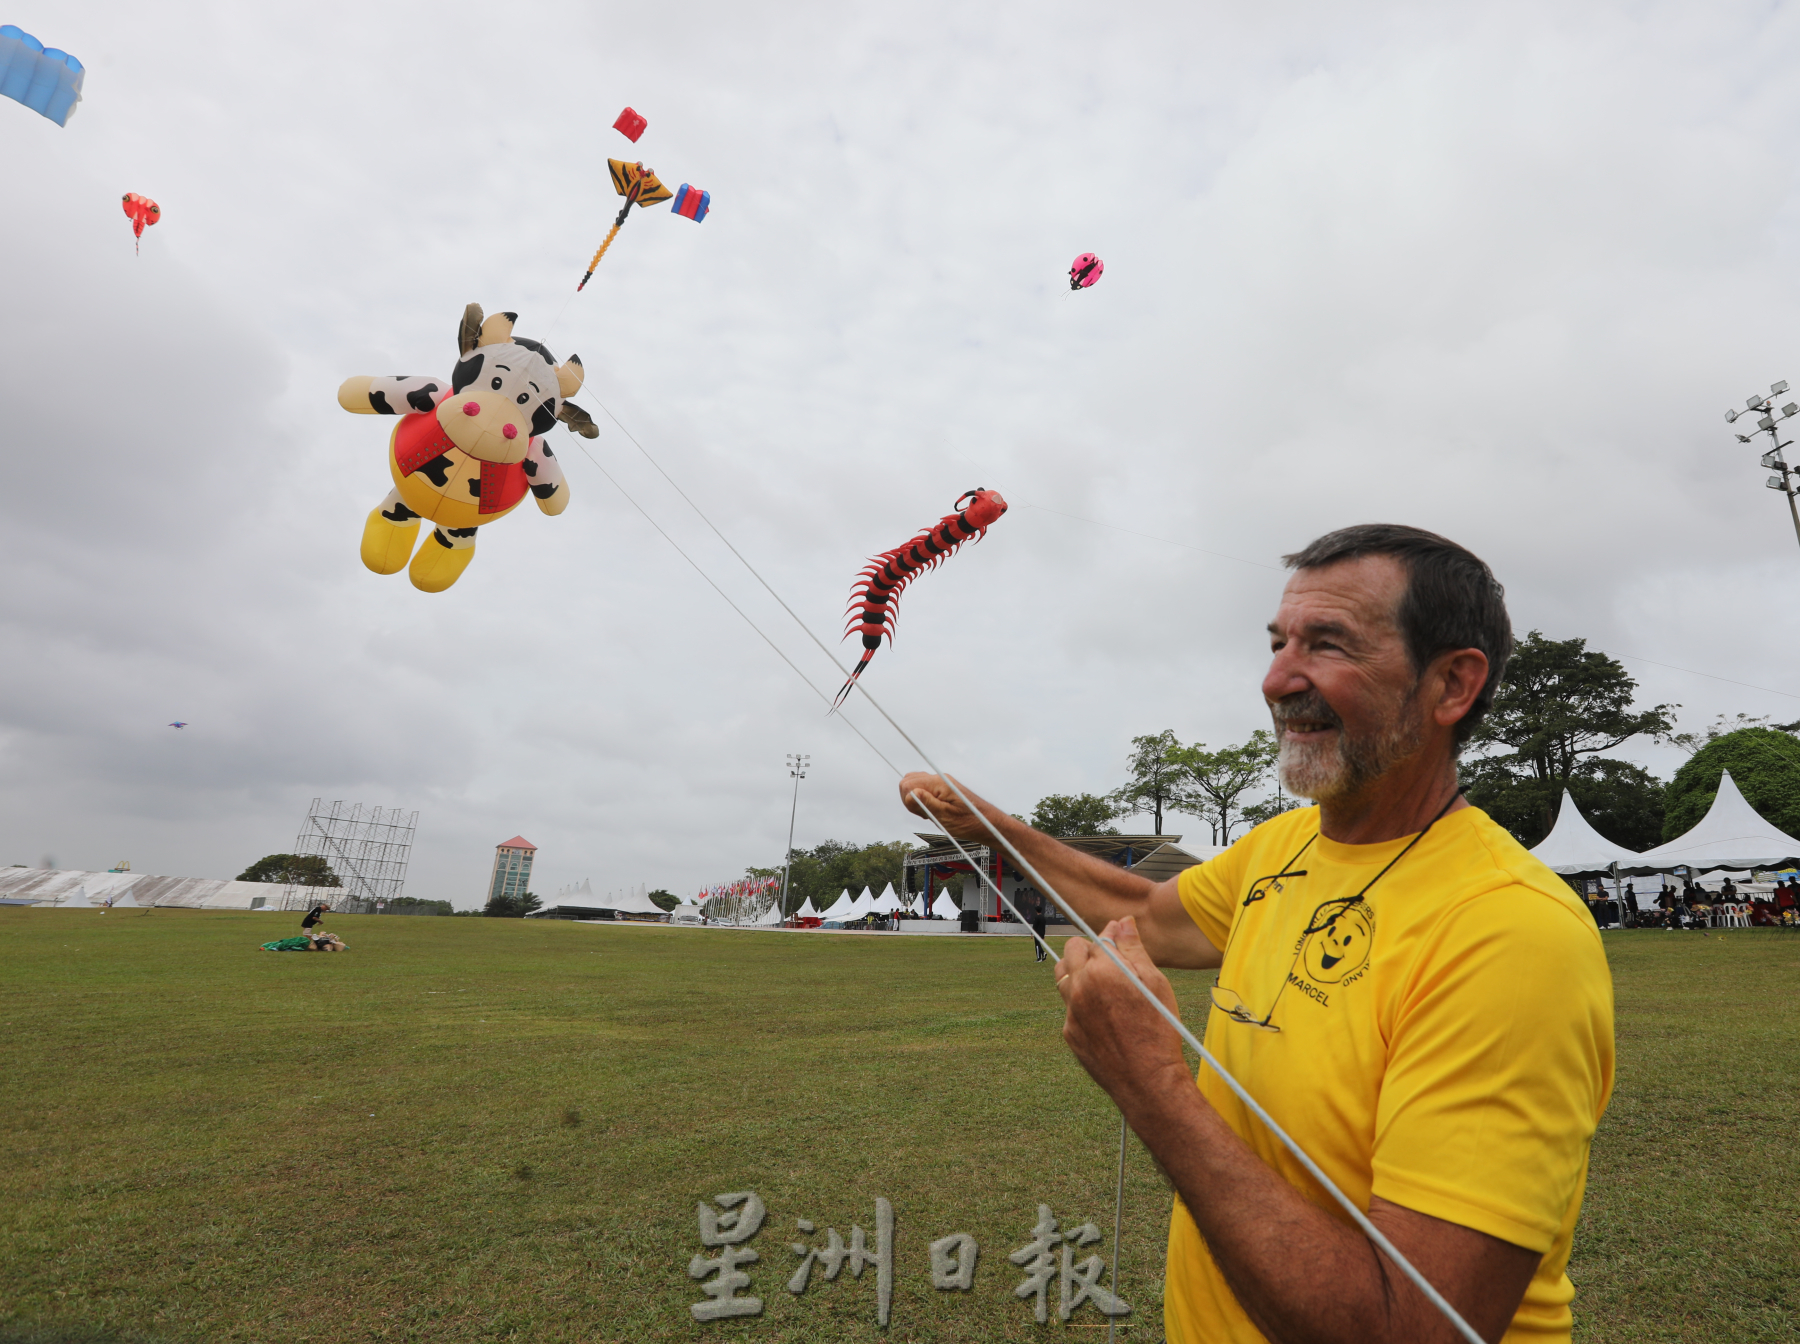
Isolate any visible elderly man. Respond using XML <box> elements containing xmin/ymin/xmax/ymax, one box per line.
<box><xmin>902</xmin><ymin>524</ymin><xmax>1613</xmax><ymax>1344</ymax></box>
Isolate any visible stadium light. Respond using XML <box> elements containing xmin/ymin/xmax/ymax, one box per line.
<box><xmin>1726</xmin><ymin>380</ymin><xmax>1800</xmax><ymax>551</ymax></box>
<box><xmin>780</xmin><ymin>753</ymin><xmax>810</xmax><ymax>919</ymax></box>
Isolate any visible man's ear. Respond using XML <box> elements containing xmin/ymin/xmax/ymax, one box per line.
<box><xmin>1431</xmin><ymin>648</ymin><xmax>1490</xmax><ymax>729</ymax></box>
<box><xmin>556</xmin><ymin>352</ymin><xmax>585</xmax><ymax>398</ymax></box>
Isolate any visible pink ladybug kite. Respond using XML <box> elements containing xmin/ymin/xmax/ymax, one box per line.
<box><xmin>122</xmin><ymin>193</ymin><xmax>160</xmax><ymax>254</ymax></box>
<box><xmin>1069</xmin><ymin>252</ymin><xmax>1103</xmax><ymax>289</ymax></box>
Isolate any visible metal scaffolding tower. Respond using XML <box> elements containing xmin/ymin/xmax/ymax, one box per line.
<box><xmin>293</xmin><ymin>799</ymin><xmax>418</xmax><ymax>906</ymax></box>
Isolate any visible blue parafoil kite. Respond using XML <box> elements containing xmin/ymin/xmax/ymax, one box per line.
<box><xmin>0</xmin><ymin>25</ymin><xmax>84</xmax><ymax>127</ymax></box>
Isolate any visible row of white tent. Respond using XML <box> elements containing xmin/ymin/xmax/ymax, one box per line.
<box><xmin>792</xmin><ymin>882</ymin><xmax>962</xmax><ymax>923</ymax></box>
<box><xmin>1530</xmin><ymin>769</ymin><xmax>1800</xmax><ymax>877</ymax></box>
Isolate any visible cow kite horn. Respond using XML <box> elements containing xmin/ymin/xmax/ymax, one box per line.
<box><xmin>458</xmin><ymin>303</ymin><xmax>484</xmax><ymax>355</ymax></box>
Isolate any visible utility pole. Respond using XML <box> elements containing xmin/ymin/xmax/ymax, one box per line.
<box><xmin>780</xmin><ymin>753</ymin><xmax>810</xmax><ymax>920</ymax></box>
<box><xmin>1725</xmin><ymin>380</ymin><xmax>1800</xmax><ymax>550</ymax></box>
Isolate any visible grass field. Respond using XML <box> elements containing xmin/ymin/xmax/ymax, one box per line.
<box><xmin>0</xmin><ymin>911</ymin><xmax>1794</xmax><ymax>1343</ymax></box>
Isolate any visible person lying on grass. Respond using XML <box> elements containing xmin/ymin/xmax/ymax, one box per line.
<box><xmin>259</xmin><ymin>933</ymin><xmax>348</xmax><ymax>952</ymax></box>
<box><xmin>901</xmin><ymin>523</ymin><xmax>1614</xmax><ymax>1344</ymax></box>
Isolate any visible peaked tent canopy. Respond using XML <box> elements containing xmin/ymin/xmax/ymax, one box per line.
<box><xmin>846</xmin><ymin>889</ymin><xmax>875</xmax><ymax>921</ymax></box>
<box><xmin>931</xmin><ymin>890</ymin><xmax>961</xmax><ymax>920</ymax></box>
<box><xmin>794</xmin><ymin>897</ymin><xmax>820</xmax><ymax>919</ymax></box>
<box><xmin>755</xmin><ymin>900</ymin><xmax>783</xmax><ymax>925</ymax></box>
<box><xmin>1632</xmin><ymin>770</ymin><xmax>1800</xmax><ymax>872</ymax></box>
<box><xmin>818</xmin><ymin>890</ymin><xmax>858</xmax><ymax>921</ymax></box>
<box><xmin>871</xmin><ymin>883</ymin><xmax>902</xmax><ymax>914</ymax></box>
<box><xmin>601</xmin><ymin>886</ymin><xmax>667</xmax><ymax>916</ymax></box>
<box><xmin>1528</xmin><ymin>791</ymin><xmax>1644</xmax><ymax>876</ymax></box>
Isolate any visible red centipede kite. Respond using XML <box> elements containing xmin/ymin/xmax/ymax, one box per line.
<box><xmin>836</xmin><ymin>488</ymin><xmax>1009</xmax><ymax>706</ymax></box>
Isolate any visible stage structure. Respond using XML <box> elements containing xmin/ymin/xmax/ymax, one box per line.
<box><xmin>293</xmin><ymin>798</ymin><xmax>419</xmax><ymax>911</ymax></box>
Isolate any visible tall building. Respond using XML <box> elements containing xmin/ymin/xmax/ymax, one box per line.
<box><xmin>487</xmin><ymin>837</ymin><xmax>537</xmax><ymax>905</ymax></box>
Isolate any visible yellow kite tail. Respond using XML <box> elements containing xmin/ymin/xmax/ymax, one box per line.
<box><xmin>577</xmin><ymin>222</ymin><xmax>624</xmax><ymax>291</ymax></box>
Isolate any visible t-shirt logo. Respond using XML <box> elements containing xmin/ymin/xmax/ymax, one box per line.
<box><xmin>1300</xmin><ymin>897</ymin><xmax>1375</xmax><ymax>985</ymax></box>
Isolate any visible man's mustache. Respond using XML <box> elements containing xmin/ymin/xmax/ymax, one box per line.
<box><xmin>1270</xmin><ymin>691</ymin><xmax>1344</xmax><ymax>730</ymax></box>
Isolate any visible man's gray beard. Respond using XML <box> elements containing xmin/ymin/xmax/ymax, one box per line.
<box><xmin>1275</xmin><ymin>694</ymin><xmax>1423</xmax><ymax>803</ymax></box>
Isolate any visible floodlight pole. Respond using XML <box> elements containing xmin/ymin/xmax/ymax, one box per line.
<box><xmin>781</xmin><ymin>753</ymin><xmax>810</xmax><ymax>920</ymax></box>
<box><xmin>1725</xmin><ymin>380</ymin><xmax>1800</xmax><ymax>552</ymax></box>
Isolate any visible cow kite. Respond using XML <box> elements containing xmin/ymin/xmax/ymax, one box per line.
<box><xmin>337</xmin><ymin>304</ymin><xmax>599</xmax><ymax>593</ymax></box>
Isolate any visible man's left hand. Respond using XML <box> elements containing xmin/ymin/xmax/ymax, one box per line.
<box><xmin>1055</xmin><ymin>917</ymin><xmax>1192</xmax><ymax>1116</ymax></box>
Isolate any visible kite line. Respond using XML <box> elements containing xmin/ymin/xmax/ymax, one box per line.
<box><xmin>567</xmin><ymin>399</ymin><xmax>1488</xmax><ymax>1344</ymax></box>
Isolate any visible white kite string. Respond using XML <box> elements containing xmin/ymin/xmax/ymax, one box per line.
<box><xmin>563</xmin><ymin>438</ymin><xmax>905</xmax><ymax>778</ymax></box>
<box><xmin>569</xmin><ymin>404</ymin><xmax>1485</xmax><ymax>1344</ymax></box>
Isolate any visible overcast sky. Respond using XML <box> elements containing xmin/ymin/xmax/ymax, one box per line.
<box><xmin>6</xmin><ymin>1</ymin><xmax>1800</xmax><ymax>907</ymax></box>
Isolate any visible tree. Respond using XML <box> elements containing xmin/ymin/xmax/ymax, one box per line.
<box><xmin>1166</xmin><ymin>737</ymin><xmax>1281</xmax><ymax>842</ymax></box>
<box><xmin>483</xmin><ymin>890</ymin><xmax>542</xmax><ymax>918</ymax></box>
<box><xmin>778</xmin><ymin>840</ymin><xmax>912</xmax><ymax>914</ymax></box>
<box><xmin>1466</xmin><ymin>631</ymin><xmax>1674</xmax><ymax>841</ymax></box>
<box><xmin>1661</xmin><ymin>727</ymin><xmax>1800</xmax><ymax>841</ymax></box>
<box><xmin>1465</xmin><ymin>756</ymin><xmax>1665</xmax><ymax>850</ymax></box>
<box><xmin>235</xmin><ymin>853</ymin><xmax>341</xmax><ymax>887</ymax></box>
<box><xmin>647</xmin><ymin>889</ymin><xmax>678</xmax><ymax>912</ymax></box>
<box><xmin>1239</xmin><ymin>788</ymin><xmax>1302</xmax><ymax>833</ymax></box>
<box><xmin>1028</xmin><ymin>793</ymin><xmax>1121</xmax><ymax>837</ymax></box>
<box><xmin>1169</xmin><ymin>731</ymin><xmax>1279</xmax><ymax>845</ymax></box>
<box><xmin>1112</xmin><ymin>731</ymin><xmax>1183</xmax><ymax>834</ymax></box>
<box><xmin>1668</xmin><ymin>712</ymin><xmax>1769</xmax><ymax>755</ymax></box>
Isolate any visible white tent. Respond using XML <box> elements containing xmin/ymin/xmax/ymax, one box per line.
<box><xmin>931</xmin><ymin>890</ymin><xmax>961</xmax><ymax>920</ymax></box>
<box><xmin>1632</xmin><ymin>770</ymin><xmax>1800</xmax><ymax>872</ymax></box>
<box><xmin>1528</xmin><ymin>791</ymin><xmax>1644</xmax><ymax>876</ymax></box>
<box><xmin>667</xmin><ymin>902</ymin><xmax>704</xmax><ymax>923</ymax></box>
<box><xmin>901</xmin><ymin>893</ymin><xmax>922</xmax><ymax>916</ymax></box>
<box><xmin>818</xmin><ymin>890</ymin><xmax>858</xmax><ymax>921</ymax></box>
<box><xmin>602</xmin><ymin>886</ymin><xmax>668</xmax><ymax>917</ymax></box>
<box><xmin>871</xmin><ymin>883</ymin><xmax>902</xmax><ymax>914</ymax></box>
<box><xmin>794</xmin><ymin>897</ymin><xmax>820</xmax><ymax>920</ymax></box>
<box><xmin>755</xmin><ymin>901</ymin><xmax>783</xmax><ymax>925</ymax></box>
<box><xmin>846</xmin><ymin>888</ymin><xmax>875</xmax><ymax>921</ymax></box>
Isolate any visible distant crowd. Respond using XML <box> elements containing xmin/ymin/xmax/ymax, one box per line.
<box><xmin>1585</xmin><ymin>877</ymin><xmax>1800</xmax><ymax>929</ymax></box>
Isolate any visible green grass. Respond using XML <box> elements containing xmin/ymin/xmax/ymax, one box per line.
<box><xmin>0</xmin><ymin>913</ymin><xmax>1793</xmax><ymax>1343</ymax></box>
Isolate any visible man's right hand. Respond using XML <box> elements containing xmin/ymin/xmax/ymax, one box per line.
<box><xmin>898</xmin><ymin>772</ymin><xmax>996</xmax><ymax>842</ymax></box>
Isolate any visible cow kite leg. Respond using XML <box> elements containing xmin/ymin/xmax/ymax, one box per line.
<box><xmin>361</xmin><ymin>488</ymin><xmax>422</xmax><ymax>575</ymax></box>
<box><xmin>408</xmin><ymin>524</ymin><xmax>479</xmax><ymax>593</ymax></box>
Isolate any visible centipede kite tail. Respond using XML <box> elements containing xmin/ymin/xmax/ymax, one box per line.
<box><xmin>836</xmin><ymin>488</ymin><xmax>1009</xmax><ymax>706</ymax></box>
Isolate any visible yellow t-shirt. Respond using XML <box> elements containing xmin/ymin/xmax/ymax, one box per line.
<box><xmin>1168</xmin><ymin>803</ymin><xmax>1614</xmax><ymax>1343</ymax></box>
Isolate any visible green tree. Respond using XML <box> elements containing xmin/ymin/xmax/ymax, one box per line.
<box><xmin>1465</xmin><ymin>756</ymin><xmax>1665</xmax><ymax>850</ymax></box>
<box><xmin>1028</xmin><ymin>793</ymin><xmax>1121</xmax><ymax>836</ymax></box>
<box><xmin>1466</xmin><ymin>631</ymin><xmax>1675</xmax><ymax>841</ymax></box>
<box><xmin>1111</xmin><ymin>731</ymin><xmax>1183</xmax><ymax>834</ymax></box>
<box><xmin>647</xmin><ymin>889</ymin><xmax>678</xmax><ymax>912</ymax></box>
<box><xmin>1661</xmin><ymin>727</ymin><xmax>1800</xmax><ymax>841</ymax></box>
<box><xmin>1239</xmin><ymin>788</ymin><xmax>1302</xmax><ymax>833</ymax></box>
<box><xmin>483</xmin><ymin>890</ymin><xmax>542</xmax><ymax>918</ymax></box>
<box><xmin>778</xmin><ymin>840</ymin><xmax>912</xmax><ymax>914</ymax></box>
<box><xmin>1169</xmin><ymin>731</ymin><xmax>1279</xmax><ymax>845</ymax></box>
<box><xmin>235</xmin><ymin>854</ymin><xmax>341</xmax><ymax>887</ymax></box>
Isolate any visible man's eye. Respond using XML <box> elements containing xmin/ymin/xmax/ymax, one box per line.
<box><xmin>491</xmin><ymin>377</ymin><xmax>503</xmax><ymax>391</ymax></box>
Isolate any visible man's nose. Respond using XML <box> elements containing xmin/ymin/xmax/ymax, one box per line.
<box><xmin>1263</xmin><ymin>646</ymin><xmax>1312</xmax><ymax>706</ymax></box>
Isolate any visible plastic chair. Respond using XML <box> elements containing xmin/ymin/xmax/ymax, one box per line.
<box><xmin>1725</xmin><ymin>903</ymin><xmax>1751</xmax><ymax>929</ymax></box>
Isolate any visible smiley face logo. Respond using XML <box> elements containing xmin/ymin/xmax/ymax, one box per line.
<box><xmin>1301</xmin><ymin>900</ymin><xmax>1373</xmax><ymax>984</ymax></box>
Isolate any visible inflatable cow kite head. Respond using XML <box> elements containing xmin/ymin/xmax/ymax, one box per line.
<box><xmin>337</xmin><ymin>304</ymin><xmax>601</xmax><ymax>593</ymax></box>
